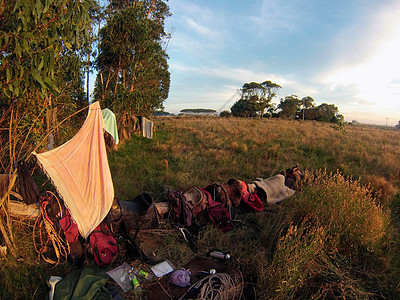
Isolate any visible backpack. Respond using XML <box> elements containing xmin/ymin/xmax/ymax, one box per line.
<box><xmin>89</xmin><ymin>222</ymin><xmax>118</xmax><ymax>267</ymax></box>
<box><xmin>203</xmin><ymin>190</ymin><xmax>234</xmax><ymax>233</ymax></box>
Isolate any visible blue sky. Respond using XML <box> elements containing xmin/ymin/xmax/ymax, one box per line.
<box><xmin>162</xmin><ymin>0</ymin><xmax>400</xmax><ymax>125</ymax></box>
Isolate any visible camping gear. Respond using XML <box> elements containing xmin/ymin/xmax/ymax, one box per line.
<box><xmin>34</xmin><ymin>101</ymin><xmax>114</xmax><ymax>239</ymax></box>
<box><xmin>285</xmin><ymin>164</ymin><xmax>304</xmax><ymax>190</ymax></box>
<box><xmin>106</xmin><ymin>262</ymin><xmax>133</xmax><ymax>293</ymax></box>
<box><xmin>239</xmin><ymin>180</ymin><xmax>264</xmax><ymax>211</ymax></box>
<box><xmin>167</xmin><ymin>189</ymin><xmax>193</xmax><ymax>227</ymax></box>
<box><xmin>209</xmin><ymin>250</ymin><xmax>231</xmax><ymax>261</ymax></box>
<box><xmin>168</xmin><ymin>268</ymin><xmax>192</xmax><ymax>287</ymax></box>
<box><xmin>36</xmin><ymin>191</ymin><xmax>72</xmax><ymax>265</ymax></box>
<box><xmin>89</xmin><ymin>222</ymin><xmax>118</xmax><ymax>267</ymax></box>
<box><xmin>183</xmin><ymin>186</ymin><xmax>207</xmax><ymax>217</ymax></box>
<box><xmin>52</xmin><ymin>268</ymin><xmax>111</xmax><ymax>300</ymax></box>
<box><xmin>151</xmin><ymin>260</ymin><xmax>175</xmax><ymax>278</ymax></box>
<box><xmin>106</xmin><ymin>193</ymin><xmax>160</xmax><ymax>238</ymax></box>
<box><xmin>204</xmin><ymin>190</ymin><xmax>234</xmax><ymax>233</ymax></box>
<box><xmin>146</xmin><ymin>257</ymin><xmax>243</xmax><ymax>300</ymax></box>
<box><xmin>247</xmin><ymin>174</ymin><xmax>296</xmax><ymax>204</ymax></box>
<box><xmin>203</xmin><ymin>180</ymin><xmax>242</xmax><ymax>207</ymax></box>
<box><xmin>59</xmin><ymin>209</ymin><xmax>79</xmax><ymax>243</ymax></box>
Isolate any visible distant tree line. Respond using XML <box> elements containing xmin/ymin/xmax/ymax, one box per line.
<box><xmin>180</xmin><ymin>108</ymin><xmax>217</xmax><ymax>114</ymax></box>
<box><xmin>226</xmin><ymin>81</ymin><xmax>344</xmax><ymax>123</ymax></box>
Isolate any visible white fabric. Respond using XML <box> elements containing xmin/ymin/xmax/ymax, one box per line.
<box><xmin>34</xmin><ymin>102</ymin><xmax>114</xmax><ymax>239</ymax></box>
<box><xmin>142</xmin><ymin>117</ymin><xmax>153</xmax><ymax>139</ymax></box>
<box><xmin>250</xmin><ymin>174</ymin><xmax>295</xmax><ymax>204</ymax></box>
<box><xmin>101</xmin><ymin>108</ymin><xmax>119</xmax><ymax>144</ymax></box>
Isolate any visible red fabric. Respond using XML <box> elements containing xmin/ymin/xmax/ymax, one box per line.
<box><xmin>240</xmin><ymin>181</ymin><xmax>264</xmax><ymax>212</ymax></box>
<box><xmin>59</xmin><ymin>210</ymin><xmax>79</xmax><ymax>243</ymax></box>
<box><xmin>203</xmin><ymin>189</ymin><xmax>234</xmax><ymax>233</ymax></box>
<box><xmin>90</xmin><ymin>223</ymin><xmax>118</xmax><ymax>267</ymax></box>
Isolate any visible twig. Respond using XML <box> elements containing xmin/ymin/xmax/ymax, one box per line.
<box><xmin>26</xmin><ymin>104</ymin><xmax>89</xmax><ymax>161</ymax></box>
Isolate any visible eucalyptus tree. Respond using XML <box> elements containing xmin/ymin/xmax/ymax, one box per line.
<box><xmin>301</xmin><ymin>96</ymin><xmax>315</xmax><ymax>121</ymax></box>
<box><xmin>231</xmin><ymin>98</ymin><xmax>262</xmax><ymax>118</ymax></box>
<box><xmin>94</xmin><ymin>0</ymin><xmax>170</xmax><ymax>139</ymax></box>
<box><xmin>261</xmin><ymin>80</ymin><xmax>281</xmax><ymax>117</ymax></box>
<box><xmin>277</xmin><ymin>95</ymin><xmax>302</xmax><ymax>119</ymax></box>
<box><xmin>0</xmin><ymin>0</ymin><xmax>94</xmax><ymax>105</ymax></box>
<box><xmin>239</xmin><ymin>80</ymin><xmax>281</xmax><ymax>118</ymax></box>
<box><xmin>0</xmin><ymin>0</ymin><xmax>95</xmax><ymax>163</ymax></box>
<box><xmin>0</xmin><ymin>0</ymin><xmax>94</xmax><ymax>256</ymax></box>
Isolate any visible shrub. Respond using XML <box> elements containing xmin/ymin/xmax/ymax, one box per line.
<box><xmin>293</xmin><ymin>170</ymin><xmax>391</xmax><ymax>255</ymax></box>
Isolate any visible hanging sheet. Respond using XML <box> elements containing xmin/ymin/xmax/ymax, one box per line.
<box><xmin>101</xmin><ymin>108</ymin><xmax>119</xmax><ymax>144</ymax></box>
<box><xmin>34</xmin><ymin>102</ymin><xmax>114</xmax><ymax>239</ymax></box>
<box><xmin>142</xmin><ymin>117</ymin><xmax>153</xmax><ymax>139</ymax></box>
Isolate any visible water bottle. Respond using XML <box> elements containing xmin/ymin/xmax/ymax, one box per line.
<box><xmin>209</xmin><ymin>250</ymin><xmax>231</xmax><ymax>260</ymax></box>
<box><xmin>136</xmin><ymin>269</ymin><xmax>153</xmax><ymax>280</ymax></box>
<box><xmin>128</xmin><ymin>268</ymin><xmax>142</xmax><ymax>291</ymax></box>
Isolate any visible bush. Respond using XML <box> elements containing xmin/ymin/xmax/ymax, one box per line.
<box><xmin>293</xmin><ymin>170</ymin><xmax>390</xmax><ymax>254</ymax></box>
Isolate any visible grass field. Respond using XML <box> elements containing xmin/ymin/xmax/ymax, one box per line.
<box><xmin>1</xmin><ymin>116</ymin><xmax>400</xmax><ymax>299</ymax></box>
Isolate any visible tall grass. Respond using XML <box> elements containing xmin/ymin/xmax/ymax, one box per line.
<box><xmin>2</xmin><ymin>116</ymin><xmax>400</xmax><ymax>299</ymax></box>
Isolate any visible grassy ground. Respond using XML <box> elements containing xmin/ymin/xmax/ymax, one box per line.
<box><xmin>1</xmin><ymin>116</ymin><xmax>400</xmax><ymax>299</ymax></box>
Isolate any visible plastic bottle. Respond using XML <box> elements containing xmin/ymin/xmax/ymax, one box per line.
<box><xmin>209</xmin><ymin>250</ymin><xmax>231</xmax><ymax>260</ymax></box>
<box><xmin>136</xmin><ymin>269</ymin><xmax>153</xmax><ymax>280</ymax></box>
<box><xmin>128</xmin><ymin>268</ymin><xmax>142</xmax><ymax>291</ymax></box>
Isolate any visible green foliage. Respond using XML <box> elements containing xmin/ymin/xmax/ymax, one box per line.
<box><xmin>219</xmin><ymin>110</ymin><xmax>231</xmax><ymax>117</ymax></box>
<box><xmin>0</xmin><ymin>0</ymin><xmax>94</xmax><ymax>102</ymax></box>
<box><xmin>231</xmin><ymin>98</ymin><xmax>262</xmax><ymax>117</ymax></box>
<box><xmin>94</xmin><ymin>1</ymin><xmax>170</xmax><ymax>126</ymax></box>
<box><xmin>234</xmin><ymin>80</ymin><xmax>281</xmax><ymax>117</ymax></box>
<box><xmin>307</xmin><ymin>103</ymin><xmax>344</xmax><ymax>123</ymax></box>
<box><xmin>277</xmin><ymin>95</ymin><xmax>302</xmax><ymax>118</ymax></box>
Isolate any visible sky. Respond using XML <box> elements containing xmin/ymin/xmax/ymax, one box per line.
<box><xmin>161</xmin><ymin>0</ymin><xmax>400</xmax><ymax>125</ymax></box>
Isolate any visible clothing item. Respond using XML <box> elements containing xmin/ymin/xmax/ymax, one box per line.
<box><xmin>239</xmin><ymin>181</ymin><xmax>264</xmax><ymax>211</ymax></box>
<box><xmin>248</xmin><ymin>174</ymin><xmax>295</xmax><ymax>204</ymax></box>
<box><xmin>101</xmin><ymin>108</ymin><xmax>119</xmax><ymax>144</ymax></box>
<box><xmin>142</xmin><ymin>117</ymin><xmax>153</xmax><ymax>139</ymax></box>
<box><xmin>53</xmin><ymin>268</ymin><xmax>111</xmax><ymax>300</ymax></box>
<box><xmin>34</xmin><ymin>102</ymin><xmax>114</xmax><ymax>239</ymax></box>
<box><xmin>17</xmin><ymin>161</ymin><xmax>39</xmax><ymax>204</ymax></box>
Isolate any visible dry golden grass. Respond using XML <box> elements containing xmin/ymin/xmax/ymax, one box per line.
<box><xmin>2</xmin><ymin>116</ymin><xmax>400</xmax><ymax>299</ymax></box>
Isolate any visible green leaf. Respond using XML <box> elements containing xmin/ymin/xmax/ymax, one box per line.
<box><xmin>64</xmin><ymin>41</ymin><xmax>72</xmax><ymax>51</ymax></box>
<box><xmin>15</xmin><ymin>41</ymin><xmax>22</xmax><ymax>58</ymax></box>
<box><xmin>6</xmin><ymin>68</ymin><xmax>11</xmax><ymax>82</ymax></box>
<box><xmin>38</xmin><ymin>57</ymin><xmax>44</xmax><ymax>70</ymax></box>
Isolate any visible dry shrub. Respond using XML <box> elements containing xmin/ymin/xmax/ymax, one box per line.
<box><xmin>364</xmin><ymin>174</ymin><xmax>399</xmax><ymax>207</ymax></box>
<box><xmin>262</xmin><ymin>221</ymin><xmax>328</xmax><ymax>299</ymax></box>
<box><xmin>261</xmin><ymin>219</ymin><xmax>373</xmax><ymax>299</ymax></box>
<box><xmin>294</xmin><ymin>170</ymin><xmax>391</xmax><ymax>254</ymax></box>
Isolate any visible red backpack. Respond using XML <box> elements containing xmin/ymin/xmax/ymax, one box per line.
<box><xmin>203</xmin><ymin>190</ymin><xmax>234</xmax><ymax>233</ymax></box>
<box><xmin>89</xmin><ymin>222</ymin><xmax>118</xmax><ymax>267</ymax></box>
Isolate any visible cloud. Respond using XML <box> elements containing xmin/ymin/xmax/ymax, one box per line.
<box><xmin>170</xmin><ymin>63</ymin><xmax>291</xmax><ymax>86</ymax></box>
<box><xmin>322</xmin><ymin>23</ymin><xmax>400</xmax><ymax>106</ymax></box>
<box><xmin>166</xmin><ymin>0</ymin><xmax>230</xmax><ymax>52</ymax></box>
